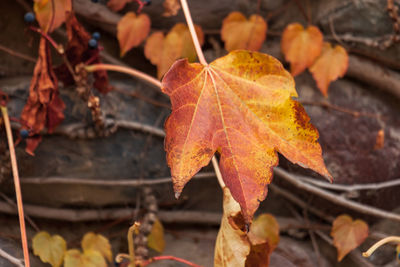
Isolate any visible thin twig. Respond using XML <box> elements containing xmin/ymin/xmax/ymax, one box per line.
<box><xmin>0</xmin><ymin>44</ymin><xmax>36</xmax><ymax>63</ymax></box>
<box><xmin>1</xmin><ymin>106</ymin><xmax>30</xmax><ymax>267</ymax></box>
<box><xmin>293</xmin><ymin>0</ymin><xmax>311</xmax><ymax>24</ymax></box>
<box><xmin>142</xmin><ymin>255</ymin><xmax>203</xmax><ymax>267</ymax></box>
<box><xmin>0</xmin><ymin>248</ymin><xmax>24</xmax><ymax>267</ymax></box>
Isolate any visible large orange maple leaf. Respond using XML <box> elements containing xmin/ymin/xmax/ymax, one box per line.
<box><xmin>162</xmin><ymin>50</ymin><xmax>331</xmax><ymax>222</ymax></box>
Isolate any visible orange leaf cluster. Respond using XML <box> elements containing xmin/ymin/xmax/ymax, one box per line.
<box><xmin>117</xmin><ymin>12</ymin><xmax>151</xmax><ymax>57</ymax></box>
<box><xmin>145</xmin><ymin>23</ymin><xmax>204</xmax><ymax>79</ymax></box>
<box><xmin>21</xmin><ymin>38</ymin><xmax>66</xmax><ymax>155</ymax></box>
<box><xmin>221</xmin><ymin>12</ymin><xmax>267</xmax><ymax>52</ymax></box>
<box><xmin>162</xmin><ymin>50</ymin><xmax>331</xmax><ymax>222</ymax></box>
<box><xmin>331</xmin><ymin>214</ymin><xmax>369</xmax><ymax>261</ymax></box>
<box><xmin>55</xmin><ymin>12</ymin><xmax>113</xmax><ymax>94</ymax></box>
<box><xmin>34</xmin><ymin>0</ymin><xmax>72</xmax><ymax>33</ymax></box>
<box><xmin>163</xmin><ymin>0</ymin><xmax>181</xmax><ymax>17</ymax></box>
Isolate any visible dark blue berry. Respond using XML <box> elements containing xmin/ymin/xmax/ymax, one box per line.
<box><xmin>88</xmin><ymin>38</ymin><xmax>98</xmax><ymax>49</ymax></box>
<box><xmin>143</xmin><ymin>0</ymin><xmax>151</xmax><ymax>6</ymax></box>
<box><xmin>92</xmin><ymin>32</ymin><xmax>101</xmax><ymax>40</ymax></box>
<box><xmin>91</xmin><ymin>0</ymin><xmax>99</xmax><ymax>3</ymax></box>
<box><xmin>24</xmin><ymin>12</ymin><xmax>35</xmax><ymax>23</ymax></box>
<box><xmin>20</xmin><ymin>129</ymin><xmax>29</xmax><ymax>139</ymax></box>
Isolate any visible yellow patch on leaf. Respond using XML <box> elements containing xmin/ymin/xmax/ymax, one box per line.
<box><xmin>32</xmin><ymin>231</ymin><xmax>66</xmax><ymax>267</ymax></box>
<box><xmin>221</xmin><ymin>12</ymin><xmax>267</xmax><ymax>52</ymax></box>
<box><xmin>144</xmin><ymin>23</ymin><xmax>204</xmax><ymax>79</ymax></box>
<box><xmin>117</xmin><ymin>12</ymin><xmax>151</xmax><ymax>57</ymax></box>
<box><xmin>34</xmin><ymin>0</ymin><xmax>72</xmax><ymax>33</ymax></box>
<box><xmin>162</xmin><ymin>50</ymin><xmax>331</xmax><ymax>223</ymax></box>
<box><xmin>147</xmin><ymin>219</ymin><xmax>166</xmax><ymax>253</ymax></box>
<box><xmin>281</xmin><ymin>23</ymin><xmax>323</xmax><ymax>76</ymax></box>
<box><xmin>81</xmin><ymin>232</ymin><xmax>112</xmax><ymax>262</ymax></box>
<box><xmin>107</xmin><ymin>0</ymin><xmax>132</xmax><ymax>12</ymax></box>
<box><xmin>163</xmin><ymin>0</ymin><xmax>181</xmax><ymax>17</ymax></box>
<box><xmin>64</xmin><ymin>249</ymin><xmax>107</xmax><ymax>267</ymax></box>
<box><xmin>309</xmin><ymin>42</ymin><xmax>348</xmax><ymax>96</ymax></box>
<box><xmin>331</xmin><ymin>214</ymin><xmax>369</xmax><ymax>261</ymax></box>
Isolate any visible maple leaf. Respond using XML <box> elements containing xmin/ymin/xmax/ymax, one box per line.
<box><xmin>81</xmin><ymin>232</ymin><xmax>112</xmax><ymax>262</ymax></box>
<box><xmin>309</xmin><ymin>42</ymin><xmax>349</xmax><ymax>96</ymax></box>
<box><xmin>21</xmin><ymin>38</ymin><xmax>66</xmax><ymax>155</ymax></box>
<box><xmin>221</xmin><ymin>12</ymin><xmax>267</xmax><ymax>52</ymax></box>
<box><xmin>281</xmin><ymin>23</ymin><xmax>323</xmax><ymax>76</ymax></box>
<box><xmin>32</xmin><ymin>231</ymin><xmax>66</xmax><ymax>267</ymax></box>
<box><xmin>54</xmin><ymin>12</ymin><xmax>113</xmax><ymax>94</ymax></box>
<box><xmin>163</xmin><ymin>0</ymin><xmax>181</xmax><ymax>17</ymax></box>
<box><xmin>64</xmin><ymin>249</ymin><xmax>107</xmax><ymax>267</ymax></box>
<box><xmin>107</xmin><ymin>0</ymin><xmax>132</xmax><ymax>12</ymax></box>
<box><xmin>215</xmin><ymin>188</ymin><xmax>280</xmax><ymax>267</ymax></box>
<box><xmin>162</xmin><ymin>50</ymin><xmax>331</xmax><ymax>223</ymax></box>
<box><xmin>34</xmin><ymin>0</ymin><xmax>72</xmax><ymax>33</ymax></box>
<box><xmin>117</xmin><ymin>12</ymin><xmax>151</xmax><ymax>57</ymax></box>
<box><xmin>331</xmin><ymin>214</ymin><xmax>369</xmax><ymax>261</ymax></box>
<box><xmin>144</xmin><ymin>23</ymin><xmax>204</xmax><ymax>79</ymax></box>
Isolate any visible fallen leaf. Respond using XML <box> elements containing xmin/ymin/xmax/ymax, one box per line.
<box><xmin>309</xmin><ymin>42</ymin><xmax>349</xmax><ymax>96</ymax></box>
<box><xmin>374</xmin><ymin>129</ymin><xmax>385</xmax><ymax>150</ymax></box>
<box><xmin>34</xmin><ymin>0</ymin><xmax>72</xmax><ymax>32</ymax></box>
<box><xmin>162</xmin><ymin>50</ymin><xmax>331</xmax><ymax>223</ymax></box>
<box><xmin>64</xmin><ymin>249</ymin><xmax>107</xmax><ymax>267</ymax></box>
<box><xmin>221</xmin><ymin>12</ymin><xmax>267</xmax><ymax>52</ymax></box>
<box><xmin>147</xmin><ymin>219</ymin><xmax>166</xmax><ymax>253</ymax></box>
<box><xmin>107</xmin><ymin>0</ymin><xmax>132</xmax><ymax>12</ymax></box>
<box><xmin>214</xmin><ymin>187</ymin><xmax>251</xmax><ymax>267</ymax></box>
<box><xmin>54</xmin><ymin>12</ymin><xmax>113</xmax><ymax>94</ymax></box>
<box><xmin>81</xmin><ymin>232</ymin><xmax>112</xmax><ymax>262</ymax></box>
<box><xmin>144</xmin><ymin>23</ymin><xmax>204</xmax><ymax>79</ymax></box>
<box><xmin>331</xmin><ymin>214</ymin><xmax>369</xmax><ymax>261</ymax></box>
<box><xmin>32</xmin><ymin>231</ymin><xmax>66</xmax><ymax>267</ymax></box>
<box><xmin>281</xmin><ymin>23</ymin><xmax>323</xmax><ymax>76</ymax></box>
<box><xmin>163</xmin><ymin>0</ymin><xmax>181</xmax><ymax>16</ymax></box>
<box><xmin>117</xmin><ymin>12</ymin><xmax>151</xmax><ymax>57</ymax></box>
<box><xmin>21</xmin><ymin>37</ymin><xmax>66</xmax><ymax>155</ymax></box>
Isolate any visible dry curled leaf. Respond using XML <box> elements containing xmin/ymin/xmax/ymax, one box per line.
<box><xmin>21</xmin><ymin>38</ymin><xmax>66</xmax><ymax>155</ymax></box>
<box><xmin>107</xmin><ymin>0</ymin><xmax>132</xmax><ymax>12</ymax></box>
<box><xmin>117</xmin><ymin>12</ymin><xmax>151</xmax><ymax>57</ymax></box>
<box><xmin>144</xmin><ymin>23</ymin><xmax>204</xmax><ymax>79</ymax></box>
<box><xmin>163</xmin><ymin>0</ymin><xmax>181</xmax><ymax>17</ymax></box>
<box><xmin>81</xmin><ymin>232</ymin><xmax>112</xmax><ymax>262</ymax></box>
<box><xmin>147</xmin><ymin>219</ymin><xmax>165</xmax><ymax>253</ymax></box>
<box><xmin>54</xmin><ymin>12</ymin><xmax>112</xmax><ymax>94</ymax></box>
<box><xmin>34</xmin><ymin>0</ymin><xmax>72</xmax><ymax>33</ymax></box>
<box><xmin>331</xmin><ymin>214</ymin><xmax>369</xmax><ymax>261</ymax></box>
<box><xmin>162</xmin><ymin>50</ymin><xmax>331</xmax><ymax>223</ymax></box>
<box><xmin>309</xmin><ymin>42</ymin><xmax>349</xmax><ymax>96</ymax></box>
<box><xmin>64</xmin><ymin>249</ymin><xmax>107</xmax><ymax>267</ymax></box>
<box><xmin>281</xmin><ymin>23</ymin><xmax>323</xmax><ymax>76</ymax></box>
<box><xmin>221</xmin><ymin>12</ymin><xmax>267</xmax><ymax>52</ymax></box>
<box><xmin>32</xmin><ymin>231</ymin><xmax>66</xmax><ymax>267</ymax></box>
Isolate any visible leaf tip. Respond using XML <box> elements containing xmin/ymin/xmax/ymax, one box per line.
<box><xmin>174</xmin><ymin>191</ymin><xmax>181</xmax><ymax>199</ymax></box>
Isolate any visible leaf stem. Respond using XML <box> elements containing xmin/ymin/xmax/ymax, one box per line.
<box><xmin>127</xmin><ymin>222</ymin><xmax>140</xmax><ymax>267</ymax></box>
<box><xmin>142</xmin><ymin>255</ymin><xmax>203</xmax><ymax>267</ymax></box>
<box><xmin>28</xmin><ymin>26</ymin><xmax>64</xmax><ymax>54</ymax></box>
<box><xmin>212</xmin><ymin>156</ymin><xmax>225</xmax><ymax>188</ymax></box>
<box><xmin>85</xmin><ymin>64</ymin><xmax>162</xmax><ymax>89</ymax></box>
<box><xmin>0</xmin><ymin>106</ymin><xmax>30</xmax><ymax>267</ymax></box>
<box><xmin>362</xmin><ymin>236</ymin><xmax>400</xmax><ymax>257</ymax></box>
<box><xmin>180</xmin><ymin>0</ymin><xmax>207</xmax><ymax>66</ymax></box>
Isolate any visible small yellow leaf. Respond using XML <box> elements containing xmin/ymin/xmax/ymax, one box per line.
<box><xmin>163</xmin><ymin>0</ymin><xmax>181</xmax><ymax>17</ymax></box>
<box><xmin>249</xmin><ymin>213</ymin><xmax>280</xmax><ymax>248</ymax></box>
<box><xmin>396</xmin><ymin>244</ymin><xmax>400</xmax><ymax>263</ymax></box>
<box><xmin>221</xmin><ymin>12</ymin><xmax>267</xmax><ymax>52</ymax></box>
<box><xmin>32</xmin><ymin>231</ymin><xmax>66</xmax><ymax>267</ymax></box>
<box><xmin>147</xmin><ymin>219</ymin><xmax>166</xmax><ymax>253</ymax></box>
<box><xmin>34</xmin><ymin>0</ymin><xmax>72</xmax><ymax>33</ymax></box>
<box><xmin>331</xmin><ymin>214</ymin><xmax>369</xmax><ymax>261</ymax></box>
<box><xmin>64</xmin><ymin>249</ymin><xmax>107</xmax><ymax>267</ymax></box>
<box><xmin>117</xmin><ymin>12</ymin><xmax>151</xmax><ymax>57</ymax></box>
<box><xmin>81</xmin><ymin>232</ymin><xmax>112</xmax><ymax>262</ymax></box>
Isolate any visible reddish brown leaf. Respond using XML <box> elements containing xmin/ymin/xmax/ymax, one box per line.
<box><xmin>34</xmin><ymin>0</ymin><xmax>72</xmax><ymax>33</ymax></box>
<box><xmin>309</xmin><ymin>42</ymin><xmax>349</xmax><ymax>96</ymax></box>
<box><xmin>221</xmin><ymin>12</ymin><xmax>267</xmax><ymax>52</ymax></box>
<box><xmin>21</xmin><ymin>38</ymin><xmax>65</xmax><ymax>155</ymax></box>
<box><xmin>331</xmin><ymin>214</ymin><xmax>369</xmax><ymax>261</ymax></box>
<box><xmin>163</xmin><ymin>0</ymin><xmax>181</xmax><ymax>17</ymax></box>
<box><xmin>54</xmin><ymin>12</ymin><xmax>113</xmax><ymax>94</ymax></box>
<box><xmin>162</xmin><ymin>50</ymin><xmax>331</xmax><ymax>222</ymax></box>
<box><xmin>107</xmin><ymin>0</ymin><xmax>132</xmax><ymax>12</ymax></box>
<box><xmin>117</xmin><ymin>12</ymin><xmax>151</xmax><ymax>57</ymax></box>
<box><xmin>281</xmin><ymin>23</ymin><xmax>323</xmax><ymax>76</ymax></box>
<box><xmin>144</xmin><ymin>23</ymin><xmax>204</xmax><ymax>79</ymax></box>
